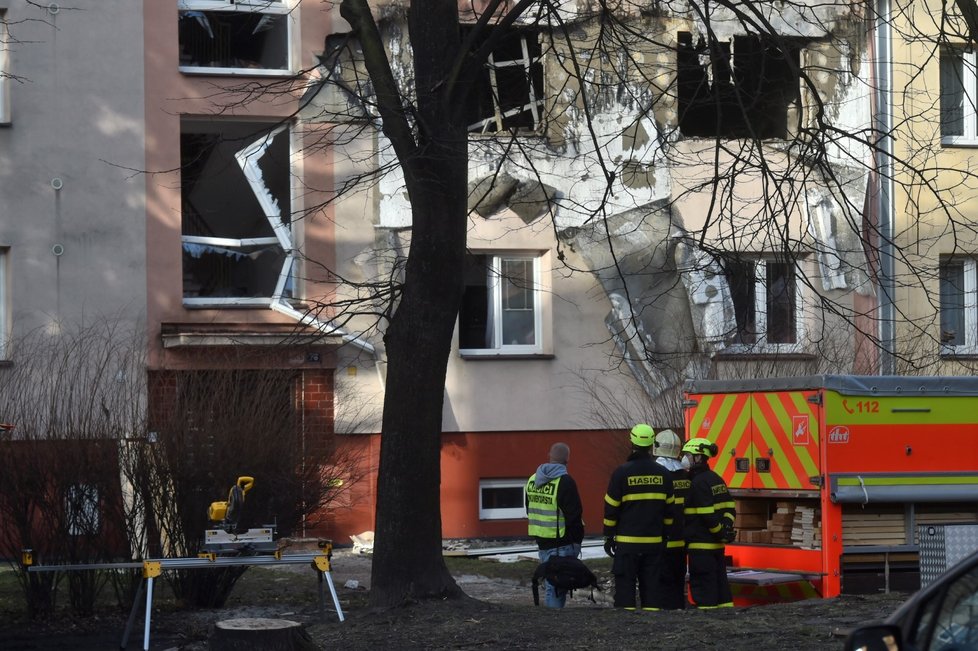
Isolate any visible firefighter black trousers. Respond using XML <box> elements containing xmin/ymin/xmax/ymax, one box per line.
<box><xmin>687</xmin><ymin>548</ymin><xmax>733</xmax><ymax>608</ymax></box>
<box><xmin>612</xmin><ymin>550</ymin><xmax>663</xmax><ymax>609</ymax></box>
<box><xmin>655</xmin><ymin>546</ymin><xmax>687</xmax><ymax>610</ymax></box>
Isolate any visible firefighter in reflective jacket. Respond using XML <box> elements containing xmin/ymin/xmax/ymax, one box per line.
<box><xmin>602</xmin><ymin>424</ymin><xmax>676</xmax><ymax>610</ymax></box>
<box><xmin>682</xmin><ymin>437</ymin><xmax>735</xmax><ymax>608</ymax></box>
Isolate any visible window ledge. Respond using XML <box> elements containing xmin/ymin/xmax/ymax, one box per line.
<box><xmin>941</xmin><ymin>138</ymin><xmax>978</xmax><ymax>148</ymax></box>
<box><xmin>714</xmin><ymin>351</ymin><xmax>816</xmax><ymax>361</ymax></box>
<box><xmin>459</xmin><ymin>351</ymin><xmax>554</xmax><ymax>360</ymax></box>
<box><xmin>179</xmin><ymin>67</ymin><xmax>295</xmax><ymax>78</ymax></box>
<box><xmin>940</xmin><ymin>347</ymin><xmax>978</xmax><ymax>358</ymax></box>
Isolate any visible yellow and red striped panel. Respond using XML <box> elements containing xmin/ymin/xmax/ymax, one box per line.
<box><xmin>686</xmin><ymin>391</ymin><xmax>821</xmax><ymax>490</ymax></box>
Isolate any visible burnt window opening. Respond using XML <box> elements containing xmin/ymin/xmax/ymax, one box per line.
<box><xmin>461</xmin><ymin>25</ymin><xmax>544</xmax><ymax>134</ymax></box>
<box><xmin>677</xmin><ymin>32</ymin><xmax>802</xmax><ymax>139</ymax></box>
<box><xmin>181</xmin><ymin>120</ymin><xmax>294</xmax><ymax>303</ymax></box>
<box><xmin>178</xmin><ymin>2</ymin><xmax>289</xmax><ymax>72</ymax></box>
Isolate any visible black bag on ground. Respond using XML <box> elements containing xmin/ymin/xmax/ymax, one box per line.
<box><xmin>531</xmin><ymin>555</ymin><xmax>599</xmax><ymax>605</ymax></box>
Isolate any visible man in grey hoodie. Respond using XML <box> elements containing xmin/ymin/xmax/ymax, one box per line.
<box><xmin>525</xmin><ymin>442</ymin><xmax>585</xmax><ymax>608</ymax></box>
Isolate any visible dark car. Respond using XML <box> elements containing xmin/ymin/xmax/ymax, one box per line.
<box><xmin>845</xmin><ymin>548</ymin><xmax>978</xmax><ymax>651</ymax></box>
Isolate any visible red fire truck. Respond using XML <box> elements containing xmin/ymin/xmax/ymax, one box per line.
<box><xmin>683</xmin><ymin>376</ymin><xmax>978</xmax><ymax>603</ymax></box>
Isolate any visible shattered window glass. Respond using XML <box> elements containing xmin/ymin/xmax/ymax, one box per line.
<box><xmin>180</xmin><ymin>120</ymin><xmax>294</xmax><ymax>303</ymax></box>
<box><xmin>462</xmin><ymin>25</ymin><xmax>545</xmax><ymax>134</ymax></box>
<box><xmin>178</xmin><ymin>1</ymin><xmax>289</xmax><ymax>72</ymax></box>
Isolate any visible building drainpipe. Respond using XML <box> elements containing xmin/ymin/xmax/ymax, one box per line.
<box><xmin>876</xmin><ymin>0</ymin><xmax>896</xmax><ymax>375</ymax></box>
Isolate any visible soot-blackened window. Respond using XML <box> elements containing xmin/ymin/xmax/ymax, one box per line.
<box><xmin>677</xmin><ymin>32</ymin><xmax>801</xmax><ymax>139</ymax></box>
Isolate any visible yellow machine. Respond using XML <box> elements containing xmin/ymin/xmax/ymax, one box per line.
<box><xmin>202</xmin><ymin>476</ymin><xmax>278</xmax><ymax>555</ymax></box>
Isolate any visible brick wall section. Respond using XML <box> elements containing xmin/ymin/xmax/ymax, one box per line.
<box><xmin>297</xmin><ymin>369</ymin><xmax>335</xmax><ymax>460</ymax></box>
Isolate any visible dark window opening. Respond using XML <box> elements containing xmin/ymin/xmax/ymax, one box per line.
<box><xmin>481</xmin><ymin>485</ymin><xmax>524</xmax><ymax>510</ymax></box>
<box><xmin>677</xmin><ymin>32</ymin><xmax>801</xmax><ymax>139</ymax></box>
<box><xmin>766</xmin><ymin>261</ymin><xmax>797</xmax><ymax>344</ymax></box>
<box><xmin>724</xmin><ymin>257</ymin><xmax>758</xmax><ymax>345</ymax></box>
<box><xmin>461</xmin><ymin>25</ymin><xmax>544</xmax><ymax>134</ymax></box>
<box><xmin>181</xmin><ymin>120</ymin><xmax>293</xmax><ymax>300</ymax></box>
<box><xmin>178</xmin><ymin>10</ymin><xmax>288</xmax><ymax>71</ymax></box>
<box><xmin>940</xmin><ymin>260</ymin><xmax>966</xmax><ymax>345</ymax></box>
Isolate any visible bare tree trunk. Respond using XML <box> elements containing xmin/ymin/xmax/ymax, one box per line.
<box><xmin>367</xmin><ymin>0</ymin><xmax>469</xmax><ymax>607</ymax></box>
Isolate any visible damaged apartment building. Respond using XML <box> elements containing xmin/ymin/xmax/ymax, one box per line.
<box><xmin>304</xmin><ymin>0</ymin><xmax>881</xmax><ymax>539</ymax></box>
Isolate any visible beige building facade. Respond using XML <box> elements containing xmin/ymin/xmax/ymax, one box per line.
<box><xmin>7</xmin><ymin>0</ymin><xmax>966</xmax><ymax>543</ymax></box>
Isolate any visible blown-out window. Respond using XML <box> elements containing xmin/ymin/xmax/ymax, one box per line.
<box><xmin>181</xmin><ymin>120</ymin><xmax>295</xmax><ymax>305</ymax></box>
<box><xmin>462</xmin><ymin>25</ymin><xmax>544</xmax><ymax>134</ymax></box>
<box><xmin>178</xmin><ymin>0</ymin><xmax>291</xmax><ymax>74</ymax></box>
<box><xmin>940</xmin><ymin>258</ymin><xmax>978</xmax><ymax>354</ymax></box>
<box><xmin>677</xmin><ymin>32</ymin><xmax>802</xmax><ymax>139</ymax></box>
<box><xmin>459</xmin><ymin>253</ymin><xmax>542</xmax><ymax>355</ymax></box>
<box><xmin>722</xmin><ymin>255</ymin><xmax>804</xmax><ymax>353</ymax></box>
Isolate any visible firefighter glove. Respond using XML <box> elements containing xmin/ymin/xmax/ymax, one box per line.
<box><xmin>603</xmin><ymin>537</ymin><xmax>616</xmax><ymax>557</ymax></box>
<box><xmin>720</xmin><ymin>520</ymin><xmax>736</xmax><ymax>544</ymax></box>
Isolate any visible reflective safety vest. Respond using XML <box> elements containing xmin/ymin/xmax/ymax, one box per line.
<box><xmin>526</xmin><ymin>474</ymin><xmax>565</xmax><ymax>539</ymax></box>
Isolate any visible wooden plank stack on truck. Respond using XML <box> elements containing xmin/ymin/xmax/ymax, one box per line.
<box><xmin>683</xmin><ymin>375</ymin><xmax>978</xmax><ymax>603</ymax></box>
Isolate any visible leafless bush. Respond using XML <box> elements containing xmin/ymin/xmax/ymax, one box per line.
<box><xmin>0</xmin><ymin>319</ymin><xmax>146</xmax><ymax>617</ymax></box>
<box><xmin>0</xmin><ymin>319</ymin><xmax>368</xmax><ymax>612</ymax></box>
<box><xmin>140</xmin><ymin>366</ymin><xmax>366</xmax><ymax>607</ymax></box>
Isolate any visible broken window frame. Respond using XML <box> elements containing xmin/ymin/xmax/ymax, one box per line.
<box><xmin>1</xmin><ymin>11</ymin><xmax>9</xmax><ymax>125</ymax></box>
<box><xmin>940</xmin><ymin>46</ymin><xmax>978</xmax><ymax>144</ymax></box>
<box><xmin>722</xmin><ymin>255</ymin><xmax>805</xmax><ymax>354</ymax></box>
<box><xmin>181</xmin><ymin>121</ymin><xmax>297</xmax><ymax>307</ymax></box>
<box><xmin>478</xmin><ymin>478</ymin><xmax>527</xmax><ymax>520</ymax></box>
<box><xmin>464</xmin><ymin>26</ymin><xmax>545</xmax><ymax>135</ymax></box>
<box><xmin>459</xmin><ymin>253</ymin><xmax>543</xmax><ymax>356</ymax></box>
<box><xmin>939</xmin><ymin>258</ymin><xmax>978</xmax><ymax>355</ymax></box>
<box><xmin>177</xmin><ymin>0</ymin><xmax>293</xmax><ymax>76</ymax></box>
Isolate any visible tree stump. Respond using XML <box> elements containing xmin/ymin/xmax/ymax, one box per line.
<box><xmin>209</xmin><ymin>617</ymin><xmax>319</xmax><ymax>650</ymax></box>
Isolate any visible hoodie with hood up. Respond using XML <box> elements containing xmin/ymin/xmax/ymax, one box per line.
<box><xmin>526</xmin><ymin>462</ymin><xmax>584</xmax><ymax>550</ymax></box>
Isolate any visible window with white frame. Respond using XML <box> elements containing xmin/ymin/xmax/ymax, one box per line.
<box><xmin>479</xmin><ymin>479</ymin><xmax>527</xmax><ymax>520</ymax></box>
<box><xmin>941</xmin><ymin>46</ymin><xmax>978</xmax><ymax>144</ymax></box>
<box><xmin>178</xmin><ymin>0</ymin><xmax>291</xmax><ymax>74</ymax></box>
<box><xmin>181</xmin><ymin>120</ymin><xmax>295</xmax><ymax>305</ymax></box>
<box><xmin>459</xmin><ymin>253</ymin><xmax>542</xmax><ymax>355</ymax></box>
<box><xmin>65</xmin><ymin>484</ymin><xmax>100</xmax><ymax>536</ymax></box>
<box><xmin>940</xmin><ymin>258</ymin><xmax>978</xmax><ymax>353</ymax></box>
<box><xmin>722</xmin><ymin>255</ymin><xmax>804</xmax><ymax>352</ymax></box>
<box><xmin>1</xmin><ymin>10</ymin><xmax>10</xmax><ymax>125</ymax></box>
<box><xmin>461</xmin><ymin>25</ymin><xmax>544</xmax><ymax>134</ymax></box>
